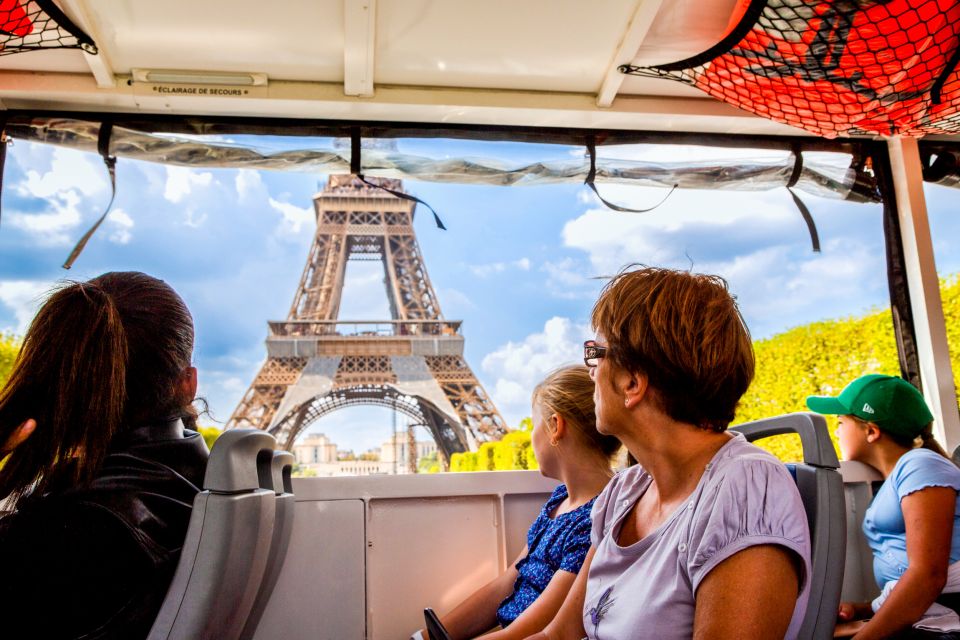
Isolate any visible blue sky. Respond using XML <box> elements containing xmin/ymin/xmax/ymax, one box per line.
<box><xmin>3</xmin><ymin>137</ymin><xmax>960</xmax><ymax>453</ymax></box>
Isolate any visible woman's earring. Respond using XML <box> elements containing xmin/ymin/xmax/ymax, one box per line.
<box><xmin>550</xmin><ymin>438</ymin><xmax>559</xmax><ymax>447</ymax></box>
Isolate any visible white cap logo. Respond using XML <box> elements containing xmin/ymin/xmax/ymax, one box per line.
<box><xmin>862</xmin><ymin>403</ymin><xmax>875</xmax><ymax>414</ymax></box>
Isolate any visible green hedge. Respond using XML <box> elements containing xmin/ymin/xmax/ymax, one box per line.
<box><xmin>0</xmin><ymin>333</ymin><xmax>18</xmax><ymax>386</ymax></box>
<box><xmin>450</xmin><ymin>419</ymin><xmax>538</xmax><ymax>471</ymax></box>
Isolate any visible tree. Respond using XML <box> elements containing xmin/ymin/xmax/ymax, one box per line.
<box><xmin>0</xmin><ymin>333</ymin><xmax>20</xmax><ymax>388</ymax></box>
<box><xmin>449</xmin><ymin>427</ymin><xmax>538</xmax><ymax>472</ymax></box>
<box><xmin>197</xmin><ymin>426</ymin><xmax>223</xmax><ymax>451</ymax></box>
<box><xmin>292</xmin><ymin>463</ymin><xmax>317</xmax><ymax>478</ymax></box>
<box><xmin>418</xmin><ymin>451</ymin><xmax>441</xmax><ymax>473</ymax></box>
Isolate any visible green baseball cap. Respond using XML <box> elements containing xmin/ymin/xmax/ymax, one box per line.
<box><xmin>806</xmin><ymin>374</ymin><xmax>934</xmax><ymax>439</ymax></box>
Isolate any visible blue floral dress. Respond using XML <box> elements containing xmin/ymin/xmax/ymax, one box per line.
<box><xmin>495</xmin><ymin>484</ymin><xmax>595</xmax><ymax>627</ymax></box>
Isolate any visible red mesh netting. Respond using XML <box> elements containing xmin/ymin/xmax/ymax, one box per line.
<box><xmin>621</xmin><ymin>0</ymin><xmax>960</xmax><ymax>138</ymax></box>
<box><xmin>0</xmin><ymin>0</ymin><xmax>97</xmax><ymax>56</ymax></box>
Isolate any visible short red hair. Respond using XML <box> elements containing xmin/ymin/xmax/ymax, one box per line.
<box><xmin>591</xmin><ymin>267</ymin><xmax>754</xmax><ymax>432</ymax></box>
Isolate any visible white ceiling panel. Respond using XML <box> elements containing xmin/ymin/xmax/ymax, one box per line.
<box><xmin>374</xmin><ymin>0</ymin><xmax>639</xmax><ymax>93</ymax></box>
<box><xmin>0</xmin><ymin>0</ymin><xmax>821</xmax><ymax>134</ymax></box>
<box><xmin>0</xmin><ymin>48</ymin><xmax>88</xmax><ymax>74</ymax></box>
<box><xmin>81</xmin><ymin>0</ymin><xmax>346</xmax><ymax>82</ymax></box>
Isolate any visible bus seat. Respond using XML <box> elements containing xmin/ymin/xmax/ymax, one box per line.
<box><xmin>731</xmin><ymin>412</ymin><xmax>846</xmax><ymax>640</ymax></box>
<box><xmin>242</xmin><ymin>450</ymin><xmax>297</xmax><ymax>640</ymax></box>
<box><xmin>148</xmin><ymin>429</ymin><xmax>278</xmax><ymax>640</ymax></box>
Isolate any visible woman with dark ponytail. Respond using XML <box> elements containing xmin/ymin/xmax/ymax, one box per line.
<box><xmin>806</xmin><ymin>374</ymin><xmax>960</xmax><ymax>639</ymax></box>
<box><xmin>0</xmin><ymin>272</ymin><xmax>208</xmax><ymax>639</ymax></box>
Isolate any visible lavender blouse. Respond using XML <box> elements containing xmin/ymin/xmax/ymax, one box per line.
<box><xmin>583</xmin><ymin>433</ymin><xmax>812</xmax><ymax>640</ymax></box>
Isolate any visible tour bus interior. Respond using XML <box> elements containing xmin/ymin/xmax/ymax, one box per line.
<box><xmin>5</xmin><ymin>0</ymin><xmax>960</xmax><ymax>638</ymax></box>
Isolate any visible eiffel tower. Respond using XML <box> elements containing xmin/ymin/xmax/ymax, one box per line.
<box><xmin>226</xmin><ymin>175</ymin><xmax>506</xmax><ymax>462</ymax></box>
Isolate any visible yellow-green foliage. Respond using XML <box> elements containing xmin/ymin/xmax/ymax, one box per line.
<box><xmin>737</xmin><ymin>275</ymin><xmax>960</xmax><ymax>462</ymax></box>
<box><xmin>418</xmin><ymin>452</ymin><xmax>441</xmax><ymax>473</ymax></box>
<box><xmin>449</xmin><ymin>424</ymin><xmax>538</xmax><ymax>472</ymax></box>
<box><xmin>450</xmin><ymin>451</ymin><xmax>478</xmax><ymax>472</ymax></box>
<box><xmin>0</xmin><ymin>333</ymin><xmax>20</xmax><ymax>388</ymax></box>
<box><xmin>292</xmin><ymin>463</ymin><xmax>317</xmax><ymax>478</ymax></box>
<box><xmin>197</xmin><ymin>426</ymin><xmax>223</xmax><ymax>451</ymax></box>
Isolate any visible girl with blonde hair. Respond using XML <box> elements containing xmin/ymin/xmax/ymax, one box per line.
<box><xmin>418</xmin><ymin>365</ymin><xmax>620</xmax><ymax>640</ymax></box>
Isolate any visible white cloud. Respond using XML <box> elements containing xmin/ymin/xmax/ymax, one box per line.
<box><xmin>221</xmin><ymin>376</ymin><xmax>245</xmax><ymax>393</ymax></box>
<box><xmin>469</xmin><ymin>258</ymin><xmax>532</xmax><ymax>278</ymax></box>
<box><xmin>562</xmin><ymin>187</ymin><xmax>797</xmax><ymax>276</ymax></box>
<box><xmin>481</xmin><ymin>316</ymin><xmax>592</xmax><ymax>424</ymax></box>
<box><xmin>469</xmin><ymin>262</ymin><xmax>507</xmax><ymax>278</ymax></box>
<box><xmin>107</xmin><ymin>208</ymin><xmax>133</xmax><ymax>244</ymax></box>
<box><xmin>164</xmin><ymin>166</ymin><xmax>214</xmax><ymax>203</ymax></box>
<box><xmin>235</xmin><ymin>170</ymin><xmax>264</xmax><ymax>201</ymax></box>
<box><xmin>720</xmin><ymin>240</ymin><xmax>885</xmax><ymax>336</ymax></box>
<box><xmin>338</xmin><ymin>261</ymin><xmax>391</xmax><ymax>319</ymax></box>
<box><xmin>439</xmin><ymin>287</ymin><xmax>475</xmax><ymax>310</ymax></box>
<box><xmin>539</xmin><ymin>257</ymin><xmax>598</xmax><ymax>300</ymax></box>
<box><xmin>560</xmin><ymin>186</ymin><xmax>887</xmax><ymax>337</ymax></box>
<box><xmin>184</xmin><ymin>209</ymin><xmax>208</xmax><ymax>228</ymax></box>
<box><xmin>20</xmin><ymin>148</ymin><xmax>107</xmax><ymax>199</ymax></box>
<box><xmin>0</xmin><ymin>280</ymin><xmax>51</xmax><ymax>334</ymax></box>
<box><xmin>269</xmin><ymin>197</ymin><xmax>313</xmax><ymax>234</ymax></box>
<box><xmin>576</xmin><ymin>189</ymin><xmax>595</xmax><ymax>205</ymax></box>
<box><xmin>7</xmin><ymin>190</ymin><xmax>83</xmax><ymax>245</ymax></box>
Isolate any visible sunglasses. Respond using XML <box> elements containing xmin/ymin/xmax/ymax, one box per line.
<box><xmin>583</xmin><ymin>340</ymin><xmax>607</xmax><ymax>368</ymax></box>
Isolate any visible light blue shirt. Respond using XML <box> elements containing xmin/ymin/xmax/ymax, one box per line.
<box><xmin>863</xmin><ymin>447</ymin><xmax>960</xmax><ymax>587</ymax></box>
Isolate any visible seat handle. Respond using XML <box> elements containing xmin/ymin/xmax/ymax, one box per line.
<box><xmin>204</xmin><ymin>429</ymin><xmax>277</xmax><ymax>492</ymax></box>
<box><xmin>731</xmin><ymin>412</ymin><xmax>840</xmax><ymax>468</ymax></box>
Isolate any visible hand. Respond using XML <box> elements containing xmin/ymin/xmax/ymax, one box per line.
<box><xmin>837</xmin><ymin>602</ymin><xmax>871</xmax><ymax>622</ymax></box>
<box><xmin>1</xmin><ymin>419</ymin><xmax>36</xmax><ymax>457</ymax></box>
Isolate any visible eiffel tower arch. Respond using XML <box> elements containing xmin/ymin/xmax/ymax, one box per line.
<box><xmin>226</xmin><ymin>175</ymin><xmax>507</xmax><ymax>461</ymax></box>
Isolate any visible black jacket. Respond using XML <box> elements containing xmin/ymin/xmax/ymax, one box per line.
<box><xmin>0</xmin><ymin>420</ymin><xmax>208</xmax><ymax>639</ymax></box>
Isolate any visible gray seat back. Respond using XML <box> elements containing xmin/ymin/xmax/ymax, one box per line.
<box><xmin>148</xmin><ymin>429</ymin><xmax>278</xmax><ymax>640</ymax></box>
<box><xmin>731</xmin><ymin>412</ymin><xmax>845</xmax><ymax>640</ymax></box>
<box><xmin>241</xmin><ymin>450</ymin><xmax>297</xmax><ymax>640</ymax></box>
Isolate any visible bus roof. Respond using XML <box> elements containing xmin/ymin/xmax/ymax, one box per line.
<box><xmin>0</xmin><ymin>0</ymin><xmax>824</xmax><ymax>135</ymax></box>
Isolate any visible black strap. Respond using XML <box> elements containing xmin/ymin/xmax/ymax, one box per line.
<box><xmin>62</xmin><ymin>121</ymin><xmax>117</xmax><ymax>269</ymax></box>
<box><xmin>874</xmin><ymin>142</ymin><xmax>923</xmax><ymax>390</ymax></box>
<box><xmin>35</xmin><ymin>0</ymin><xmax>98</xmax><ymax>54</ymax></box>
<box><xmin>786</xmin><ymin>148</ymin><xmax>821</xmax><ymax>253</ymax></box>
<box><xmin>931</xmin><ymin>44</ymin><xmax>960</xmax><ymax>105</ymax></box>
<box><xmin>350</xmin><ymin>127</ymin><xmax>447</xmax><ymax>230</ymax></box>
<box><xmin>0</xmin><ymin>116</ymin><xmax>7</xmax><ymax>230</ymax></box>
<box><xmin>584</xmin><ymin>136</ymin><xmax>676</xmax><ymax>213</ymax></box>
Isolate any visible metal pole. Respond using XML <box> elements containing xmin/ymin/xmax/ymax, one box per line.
<box><xmin>885</xmin><ymin>136</ymin><xmax>960</xmax><ymax>451</ymax></box>
<box><xmin>391</xmin><ymin>408</ymin><xmax>397</xmax><ymax>475</ymax></box>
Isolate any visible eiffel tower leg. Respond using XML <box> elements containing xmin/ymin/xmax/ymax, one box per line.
<box><xmin>289</xmin><ymin>226</ymin><xmax>348</xmax><ymax>321</ymax></box>
<box><xmin>385</xmin><ymin>233</ymin><xmax>441</xmax><ymax>320</ymax></box>
<box><xmin>416</xmin><ymin>397</ymin><xmax>470</xmax><ymax>461</ymax></box>
<box><xmin>425</xmin><ymin>355</ymin><xmax>507</xmax><ymax>441</ymax></box>
<box><xmin>226</xmin><ymin>356</ymin><xmax>307</xmax><ymax>430</ymax></box>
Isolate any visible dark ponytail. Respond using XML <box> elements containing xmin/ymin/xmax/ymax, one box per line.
<box><xmin>918</xmin><ymin>424</ymin><xmax>953</xmax><ymax>460</ymax></box>
<box><xmin>0</xmin><ymin>272</ymin><xmax>194</xmax><ymax>508</ymax></box>
<box><xmin>0</xmin><ymin>283</ymin><xmax>127</xmax><ymax>505</ymax></box>
<box><xmin>887</xmin><ymin>422</ymin><xmax>955</xmax><ymax>464</ymax></box>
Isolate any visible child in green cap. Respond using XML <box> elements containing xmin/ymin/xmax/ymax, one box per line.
<box><xmin>807</xmin><ymin>374</ymin><xmax>960</xmax><ymax>639</ymax></box>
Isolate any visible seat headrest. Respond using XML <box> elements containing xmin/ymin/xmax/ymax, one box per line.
<box><xmin>732</xmin><ymin>413</ymin><xmax>840</xmax><ymax>469</ymax></box>
<box><xmin>271</xmin><ymin>451</ymin><xmax>295</xmax><ymax>495</ymax></box>
<box><xmin>204</xmin><ymin>429</ymin><xmax>277</xmax><ymax>492</ymax></box>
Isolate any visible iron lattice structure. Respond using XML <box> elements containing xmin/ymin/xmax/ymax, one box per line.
<box><xmin>227</xmin><ymin>175</ymin><xmax>506</xmax><ymax>459</ymax></box>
